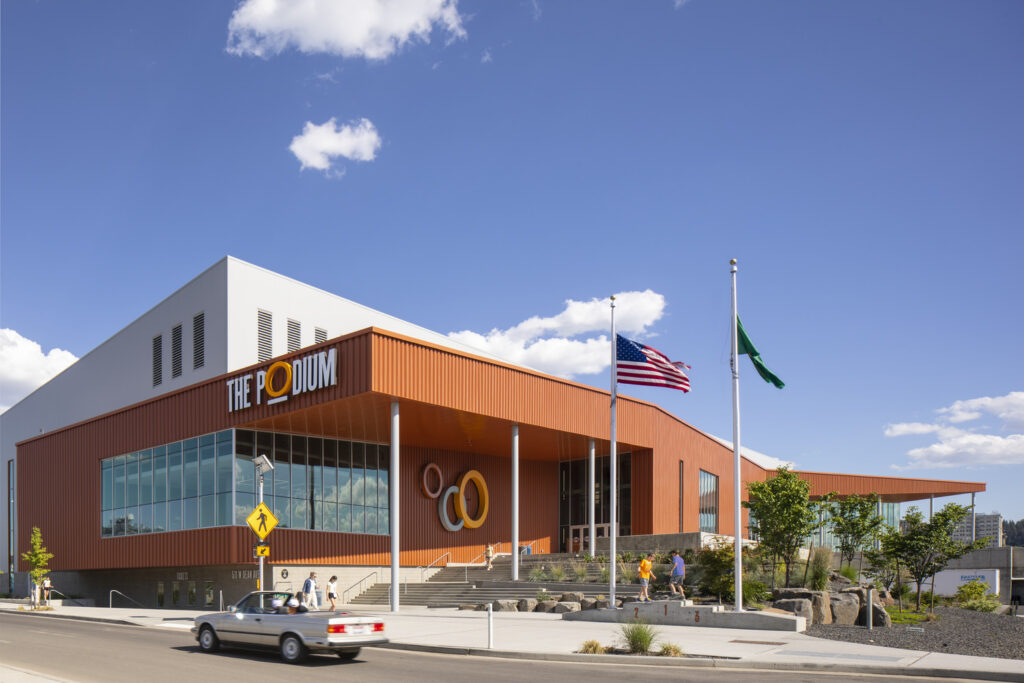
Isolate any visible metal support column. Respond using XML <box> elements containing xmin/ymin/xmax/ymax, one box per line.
<box><xmin>390</xmin><ymin>401</ymin><xmax>400</xmax><ymax>612</ymax></box>
<box><xmin>588</xmin><ymin>439</ymin><xmax>596</xmax><ymax>556</ymax></box>
<box><xmin>512</xmin><ymin>424</ymin><xmax>519</xmax><ymax>582</ymax></box>
<box><xmin>971</xmin><ymin>492</ymin><xmax>976</xmax><ymax>543</ymax></box>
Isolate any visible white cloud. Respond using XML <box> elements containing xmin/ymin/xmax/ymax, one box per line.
<box><xmin>447</xmin><ymin>290</ymin><xmax>670</xmax><ymax>377</ymax></box>
<box><xmin>0</xmin><ymin>329</ymin><xmax>78</xmax><ymax>413</ymax></box>
<box><xmin>227</xmin><ymin>0</ymin><xmax>466</xmax><ymax>61</ymax></box>
<box><xmin>938</xmin><ymin>391</ymin><xmax>1024</xmax><ymax>428</ymax></box>
<box><xmin>481</xmin><ymin>48</ymin><xmax>492</xmax><ymax>63</ymax></box>
<box><xmin>289</xmin><ymin>117</ymin><xmax>382</xmax><ymax>174</ymax></box>
<box><xmin>883</xmin><ymin>422</ymin><xmax>941</xmax><ymax>437</ymax></box>
<box><xmin>887</xmin><ymin>391</ymin><xmax>1024</xmax><ymax>469</ymax></box>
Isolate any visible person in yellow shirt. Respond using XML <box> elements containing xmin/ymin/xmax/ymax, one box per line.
<box><xmin>637</xmin><ymin>552</ymin><xmax>655</xmax><ymax>602</ymax></box>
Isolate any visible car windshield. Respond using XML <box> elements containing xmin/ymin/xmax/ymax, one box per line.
<box><xmin>235</xmin><ymin>592</ymin><xmax>293</xmax><ymax>614</ymax></box>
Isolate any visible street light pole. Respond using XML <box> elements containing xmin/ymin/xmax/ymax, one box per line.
<box><xmin>254</xmin><ymin>454</ymin><xmax>274</xmax><ymax>598</ymax></box>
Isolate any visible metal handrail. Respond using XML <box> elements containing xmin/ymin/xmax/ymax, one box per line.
<box><xmin>109</xmin><ymin>589</ymin><xmax>146</xmax><ymax>609</ymax></box>
<box><xmin>419</xmin><ymin>551</ymin><xmax>452</xmax><ymax>584</ymax></box>
<box><xmin>341</xmin><ymin>571</ymin><xmax>378</xmax><ymax>603</ymax></box>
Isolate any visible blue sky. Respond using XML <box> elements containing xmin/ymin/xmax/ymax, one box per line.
<box><xmin>2</xmin><ymin>1</ymin><xmax>1022</xmax><ymax>520</ymax></box>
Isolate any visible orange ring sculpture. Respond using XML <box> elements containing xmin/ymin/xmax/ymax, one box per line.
<box><xmin>421</xmin><ymin>463</ymin><xmax>443</xmax><ymax>499</ymax></box>
<box><xmin>454</xmin><ymin>469</ymin><xmax>489</xmax><ymax>529</ymax></box>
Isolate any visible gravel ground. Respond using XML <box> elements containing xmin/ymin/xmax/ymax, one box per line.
<box><xmin>806</xmin><ymin>606</ymin><xmax>1024</xmax><ymax>660</ymax></box>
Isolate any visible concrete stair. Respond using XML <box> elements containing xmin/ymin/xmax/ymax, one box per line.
<box><xmin>349</xmin><ymin>554</ymin><xmax>643</xmax><ymax>608</ymax></box>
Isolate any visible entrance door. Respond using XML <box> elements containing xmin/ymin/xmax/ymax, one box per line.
<box><xmin>570</xmin><ymin>524</ymin><xmax>610</xmax><ymax>554</ymax></box>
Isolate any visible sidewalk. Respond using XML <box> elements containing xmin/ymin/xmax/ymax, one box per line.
<box><xmin>1</xmin><ymin>601</ymin><xmax>1022</xmax><ymax>681</ymax></box>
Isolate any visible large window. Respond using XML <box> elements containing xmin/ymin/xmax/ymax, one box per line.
<box><xmin>699</xmin><ymin>469</ymin><xmax>719</xmax><ymax>533</ymax></box>
<box><xmin>558</xmin><ymin>452</ymin><xmax>631</xmax><ymax>550</ymax></box>
<box><xmin>102</xmin><ymin>429</ymin><xmax>390</xmax><ymax>538</ymax></box>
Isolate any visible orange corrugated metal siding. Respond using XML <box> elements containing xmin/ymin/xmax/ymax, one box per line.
<box><xmin>17</xmin><ymin>328</ymin><xmax>983</xmax><ymax>569</ymax></box>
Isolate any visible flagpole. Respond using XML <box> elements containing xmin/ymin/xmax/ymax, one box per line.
<box><xmin>730</xmin><ymin>259</ymin><xmax>743</xmax><ymax>612</ymax></box>
<box><xmin>609</xmin><ymin>295</ymin><xmax>618</xmax><ymax>609</ymax></box>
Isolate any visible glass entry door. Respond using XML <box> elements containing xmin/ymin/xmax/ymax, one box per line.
<box><xmin>569</xmin><ymin>524</ymin><xmax>609</xmax><ymax>554</ymax></box>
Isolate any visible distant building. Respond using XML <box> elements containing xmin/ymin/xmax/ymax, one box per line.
<box><xmin>953</xmin><ymin>512</ymin><xmax>1003</xmax><ymax>547</ymax></box>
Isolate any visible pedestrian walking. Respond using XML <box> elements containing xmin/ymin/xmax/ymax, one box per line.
<box><xmin>485</xmin><ymin>543</ymin><xmax>495</xmax><ymax>570</ymax></box>
<box><xmin>637</xmin><ymin>552</ymin><xmax>655</xmax><ymax>602</ymax></box>
<box><xmin>668</xmin><ymin>549</ymin><xmax>686</xmax><ymax>598</ymax></box>
<box><xmin>326</xmin><ymin>575</ymin><xmax>338</xmax><ymax>611</ymax></box>
<box><xmin>302</xmin><ymin>571</ymin><xmax>319</xmax><ymax>610</ymax></box>
<box><xmin>41</xmin><ymin>576</ymin><xmax>52</xmax><ymax>604</ymax></box>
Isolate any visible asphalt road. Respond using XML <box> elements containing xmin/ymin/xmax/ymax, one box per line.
<box><xmin>0</xmin><ymin>612</ymin><xmax>988</xmax><ymax>683</ymax></box>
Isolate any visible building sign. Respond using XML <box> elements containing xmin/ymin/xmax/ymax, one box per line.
<box><xmin>420</xmin><ymin>463</ymin><xmax>489</xmax><ymax>532</ymax></box>
<box><xmin>227</xmin><ymin>348</ymin><xmax>337</xmax><ymax>412</ymax></box>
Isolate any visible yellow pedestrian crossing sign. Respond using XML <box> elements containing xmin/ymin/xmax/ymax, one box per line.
<box><xmin>246</xmin><ymin>502</ymin><xmax>278</xmax><ymax>541</ymax></box>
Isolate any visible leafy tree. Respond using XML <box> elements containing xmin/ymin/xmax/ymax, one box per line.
<box><xmin>20</xmin><ymin>527</ymin><xmax>54</xmax><ymax>601</ymax></box>
<box><xmin>744</xmin><ymin>467</ymin><xmax>823</xmax><ymax>587</ymax></box>
<box><xmin>826</xmin><ymin>493</ymin><xmax>885</xmax><ymax>569</ymax></box>
<box><xmin>1003</xmin><ymin>518</ymin><xmax>1024</xmax><ymax>547</ymax></box>
<box><xmin>894</xmin><ymin>504</ymin><xmax>989</xmax><ymax>611</ymax></box>
<box><xmin>862</xmin><ymin>527</ymin><xmax>903</xmax><ymax>592</ymax></box>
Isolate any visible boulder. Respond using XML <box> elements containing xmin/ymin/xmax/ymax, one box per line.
<box><xmin>560</xmin><ymin>591</ymin><xmax>585</xmax><ymax>603</ymax></box>
<box><xmin>553</xmin><ymin>601</ymin><xmax>581</xmax><ymax>613</ymax></box>
<box><xmin>773</xmin><ymin>588</ymin><xmax>814</xmax><ymax>602</ymax></box>
<box><xmin>580</xmin><ymin>597</ymin><xmax>597</xmax><ymax>610</ymax></box>
<box><xmin>857</xmin><ymin>602</ymin><xmax>892</xmax><ymax>628</ymax></box>
<box><xmin>829</xmin><ymin>571</ymin><xmax>852</xmax><ymax>587</ymax></box>
<box><xmin>773</xmin><ymin>598</ymin><xmax>812</xmax><ymax>621</ymax></box>
<box><xmin>517</xmin><ymin>598</ymin><xmax>538</xmax><ymax>613</ymax></box>
<box><xmin>594</xmin><ymin>598</ymin><xmax>610</xmax><ymax>609</ymax></box>
<box><xmin>534</xmin><ymin>600</ymin><xmax>557</xmax><ymax>613</ymax></box>
<box><xmin>476</xmin><ymin>604</ymin><xmax>489</xmax><ymax>611</ymax></box>
<box><xmin>810</xmin><ymin>591</ymin><xmax>832</xmax><ymax>625</ymax></box>
<box><xmin>492</xmin><ymin>599</ymin><xmax>518</xmax><ymax>612</ymax></box>
<box><xmin>458</xmin><ymin>604</ymin><xmax>479</xmax><ymax>611</ymax></box>
<box><xmin>841</xmin><ymin>586</ymin><xmax>868</xmax><ymax>606</ymax></box>
<box><xmin>830</xmin><ymin>593</ymin><xmax>860</xmax><ymax>625</ymax></box>
<box><xmin>876</xmin><ymin>588</ymin><xmax>894</xmax><ymax>606</ymax></box>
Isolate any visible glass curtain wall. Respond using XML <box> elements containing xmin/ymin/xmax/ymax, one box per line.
<box><xmin>100</xmin><ymin>429</ymin><xmax>389</xmax><ymax>537</ymax></box>
<box><xmin>558</xmin><ymin>453</ymin><xmax>631</xmax><ymax>551</ymax></box>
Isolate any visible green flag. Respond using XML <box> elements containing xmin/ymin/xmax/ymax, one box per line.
<box><xmin>736</xmin><ymin>317</ymin><xmax>785</xmax><ymax>389</ymax></box>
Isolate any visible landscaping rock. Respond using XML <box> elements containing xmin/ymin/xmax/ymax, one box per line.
<box><xmin>594</xmin><ymin>598</ymin><xmax>610</xmax><ymax>609</ymax></box>
<box><xmin>476</xmin><ymin>604</ymin><xmax>489</xmax><ymax>611</ymax></box>
<box><xmin>580</xmin><ymin>597</ymin><xmax>597</xmax><ymax>610</ymax></box>
<box><xmin>773</xmin><ymin>598</ymin><xmax>812</xmax><ymax>621</ymax></box>
<box><xmin>492</xmin><ymin>599</ymin><xmax>518</xmax><ymax>612</ymax></box>
<box><xmin>517</xmin><ymin>598</ymin><xmax>538</xmax><ymax>613</ymax></box>
<box><xmin>774</xmin><ymin>588</ymin><xmax>814</xmax><ymax>602</ymax></box>
<box><xmin>857</xmin><ymin>602</ymin><xmax>892</xmax><ymax>628</ymax></box>
<box><xmin>830</xmin><ymin>593</ymin><xmax>860</xmax><ymax>626</ymax></box>
<box><xmin>458</xmin><ymin>604</ymin><xmax>479</xmax><ymax>611</ymax></box>
<box><xmin>560</xmin><ymin>591</ymin><xmax>585</xmax><ymax>603</ymax></box>
<box><xmin>876</xmin><ymin>588</ymin><xmax>894</xmax><ymax>606</ymax></box>
<box><xmin>534</xmin><ymin>600</ymin><xmax>557</xmax><ymax>613</ymax></box>
<box><xmin>553</xmin><ymin>601</ymin><xmax>581</xmax><ymax>613</ymax></box>
<box><xmin>841</xmin><ymin>586</ymin><xmax>868</xmax><ymax>606</ymax></box>
<box><xmin>810</xmin><ymin>591</ymin><xmax>832</xmax><ymax>625</ymax></box>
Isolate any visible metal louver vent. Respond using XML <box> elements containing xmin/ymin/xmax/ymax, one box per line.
<box><xmin>287</xmin><ymin>319</ymin><xmax>301</xmax><ymax>352</ymax></box>
<box><xmin>192</xmin><ymin>312</ymin><xmax>205</xmax><ymax>369</ymax></box>
<box><xmin>152</xmin><ymin>335</ymin><xmax>163</xmax><ymax>386</ymax></box>
<box><xmin>171</xmin><ymin>324</ymin><xmax>183</xmax><ymax>378</ymax></box>
<box><xmin>315</xmin><ymin>327</ymin><xmax>327</xmax><ymax>344</ymax></box>
<box><xmin>257</xmin><ymin>310</ymin><xmax>273</xmax><ymax>361</ymax></box>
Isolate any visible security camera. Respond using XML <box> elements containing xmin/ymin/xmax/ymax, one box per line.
<box><xmin>254</xmin><ymin>453</ymin><xmax>274</xmax><ymax>473</ymax></box>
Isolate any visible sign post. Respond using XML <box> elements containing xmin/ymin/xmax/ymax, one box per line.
<box><xmin>247</xmin><ymin>455</ymin><xmax>277</xmax><ymax>602</ymax></box>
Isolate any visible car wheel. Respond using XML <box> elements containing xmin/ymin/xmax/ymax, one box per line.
<box><xmin>336</xmin><ymin>648</ymin><xmax>360</xmax><ymax>661</ymax></box>
<box><xmin>280</xmin><ymin>634</ymin><xmax>308</xmax><ymax>664</ymax></box>
<box><xmin>198</xmin><ymin>625</ymin><xmax>220</xmax><ymax>652</ymax></box>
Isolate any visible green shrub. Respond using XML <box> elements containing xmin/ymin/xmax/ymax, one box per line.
<box><xmin>599</xmin><ymin>566</ymin><xmax>610</xmax><ymax>583</ymax></box>
<box><xmin>956</xmin><ymin>580</ymin><xmax>1000</xmax><ymax>612</ymax></box>
<box><xmin>536</xmin><ymin>589</ymin><xmax>553</xmax><ymax>602</ymax></box>
<box><xmin>581</xmin><ymin>553</ymin><xmax>594</xmax><ymax>563</ymax></box>
<box><xmin>550</xmin><ymin>565</ymin><xmax>567</xmax><ymax>582</ymax></box>
<box><xmin>806</xmin><ymin>547</ymin><xmax>831</xmax><ymax>591</ymax></box>
<box><xmin>742</xmin><ymin>579</ymin><xmax>770</xmax><ymax>607</ymax></box>
<box><xmin>838</xmin><ymin>565</ymin><xmax>858</xmax><ymax>582</ymax></box>
<box><xmin>570</xmin><ymin>560</ymin><xmax>589</xmax><ymax>582</ymax></box>
<box><xmin>617</xmin><ymin>562</ymin><xmax>636</xmax><ymax>584</ymax></box>
<box><xmin>579</xmin><ymin>640</ymin><xmax>606</xmax><ymax>654</ymax></box>
<box><xmin>893</xmin><ymin>582</ymin><xmax>912</xmax><ymax>602</ymax></box>
<box><xmin>696</xmin><ymin>543</ymin><xmax>735</xmax><ymax>601</ymax></box>
<box><xmin>528</xmin><ymin>567</ymin><xmax>547</xmax><ymax>582</ymax></box>
<box><xmin>620</xmin><ymin>619</ymin><xmax>658</xmax><ymax>654</ymax></box>
<box><xmin>659</xmin><ymin>643</ymin><xmax>684</xmax><ymax>657</ymax></box>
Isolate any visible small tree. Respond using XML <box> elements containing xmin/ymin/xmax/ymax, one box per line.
<box><xmin>862</xmin><ymin>526</ymin><xmax>903</xmax><ymax>591</ymax></box>
<box><xmin>895</xmin><ymin>505</ymin><xmax>988</xmax><ymax>611</ymax></box>
<box><xmin>21</xmin><ymin>527</ymin><xmax>54</xmax><ymax>604</ymax></box>
<box><xmin>744</xmin><ymin>467</ymin><xmax>823</xmax><ymax>587</ymax></box>
<box><xmin>827</xmin><ymin>493</ymin><xmax>885</xmax><ymax>570</ymax></box>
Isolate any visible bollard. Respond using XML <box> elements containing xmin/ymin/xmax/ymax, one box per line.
<box><xmin>487</xmin><ymin>602</ymin><xmax>493</xmax><ymax>649</ymax></box>
<box><xmin>219</xmin><ymin>590</ymin><xmax>223</xmax><ymax>611</ymax></box>
<box><xmin>867</xmin><ymin>588</ymin><xmax>873</xmax><ymax>631</ymax></box>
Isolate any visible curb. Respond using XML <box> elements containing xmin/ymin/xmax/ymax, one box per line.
<box><xmin>1</xmin><ymin>609</ymin><xmax>139</xmax><ymax>627</ymax></box>
<box><xmin>374</xmin><ymin>642</ymin><xmax>1024</xmax><ymax>682</ymax></box>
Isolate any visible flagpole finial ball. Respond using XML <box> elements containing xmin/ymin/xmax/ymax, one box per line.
<box><xmin>610</xmin><ymin>295</ymin><xmax>615</xmax><ymax>301</ymax></box>
<box><xmin>730</xmin><ymin>259</ymin><xmax>737</xmax><ymax>265</ymax></box>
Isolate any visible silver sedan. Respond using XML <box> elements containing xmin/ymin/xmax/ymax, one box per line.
<box><xmin>193</xmin><ymin>591</ymin><xmax>387</xmax><ymax>664</ymax></box>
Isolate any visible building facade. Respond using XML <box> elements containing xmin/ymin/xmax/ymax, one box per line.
<box><xmin>953</xmin><ymin>512</ymin><xmax>1004</xmax><ymax>548</ymax></box>
<box><xmin>8</xmin><ymin>258</ymin><xmax>988</xmax><ymax>607</ymax></box>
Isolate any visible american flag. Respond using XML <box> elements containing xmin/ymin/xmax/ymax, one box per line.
<box><xmin>615</xmin><ymin>334</ymin><xmax>691</xmax><ymax>392</ymax></box>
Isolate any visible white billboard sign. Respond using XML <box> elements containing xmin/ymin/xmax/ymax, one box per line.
<box><xmin>930</xmin><ymin>569</ymin><xmax>999</xmax><ymax>596</ymax></box>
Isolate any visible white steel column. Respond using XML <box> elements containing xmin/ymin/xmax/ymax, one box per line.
<box><xmin>390</xmin><ymin>401</ymin><xmax>400</xmax><ymax>612</ymax></box>
<box><xmin>730</xmin><ymin>259</ymin><xmax>743</xmax><ymax>612</ymax></box>
<box><xmin>512</xmin><ymin>424</ymin><xmax>520</xmax><ymax>581</ymax></box>
<box><xmin>971</xmin><ymin>492</ymin><xmax>976</xmax><ymax>543</ymax></box>
<box><xmin>609</xmin><ymin>296</ymin><xmax>618</xmax><ymax>608</ymax></box>
<box><xmin>588</xmin><ymin>439</ymin><xmax>596</xmax><ymax>556</ymax></box>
